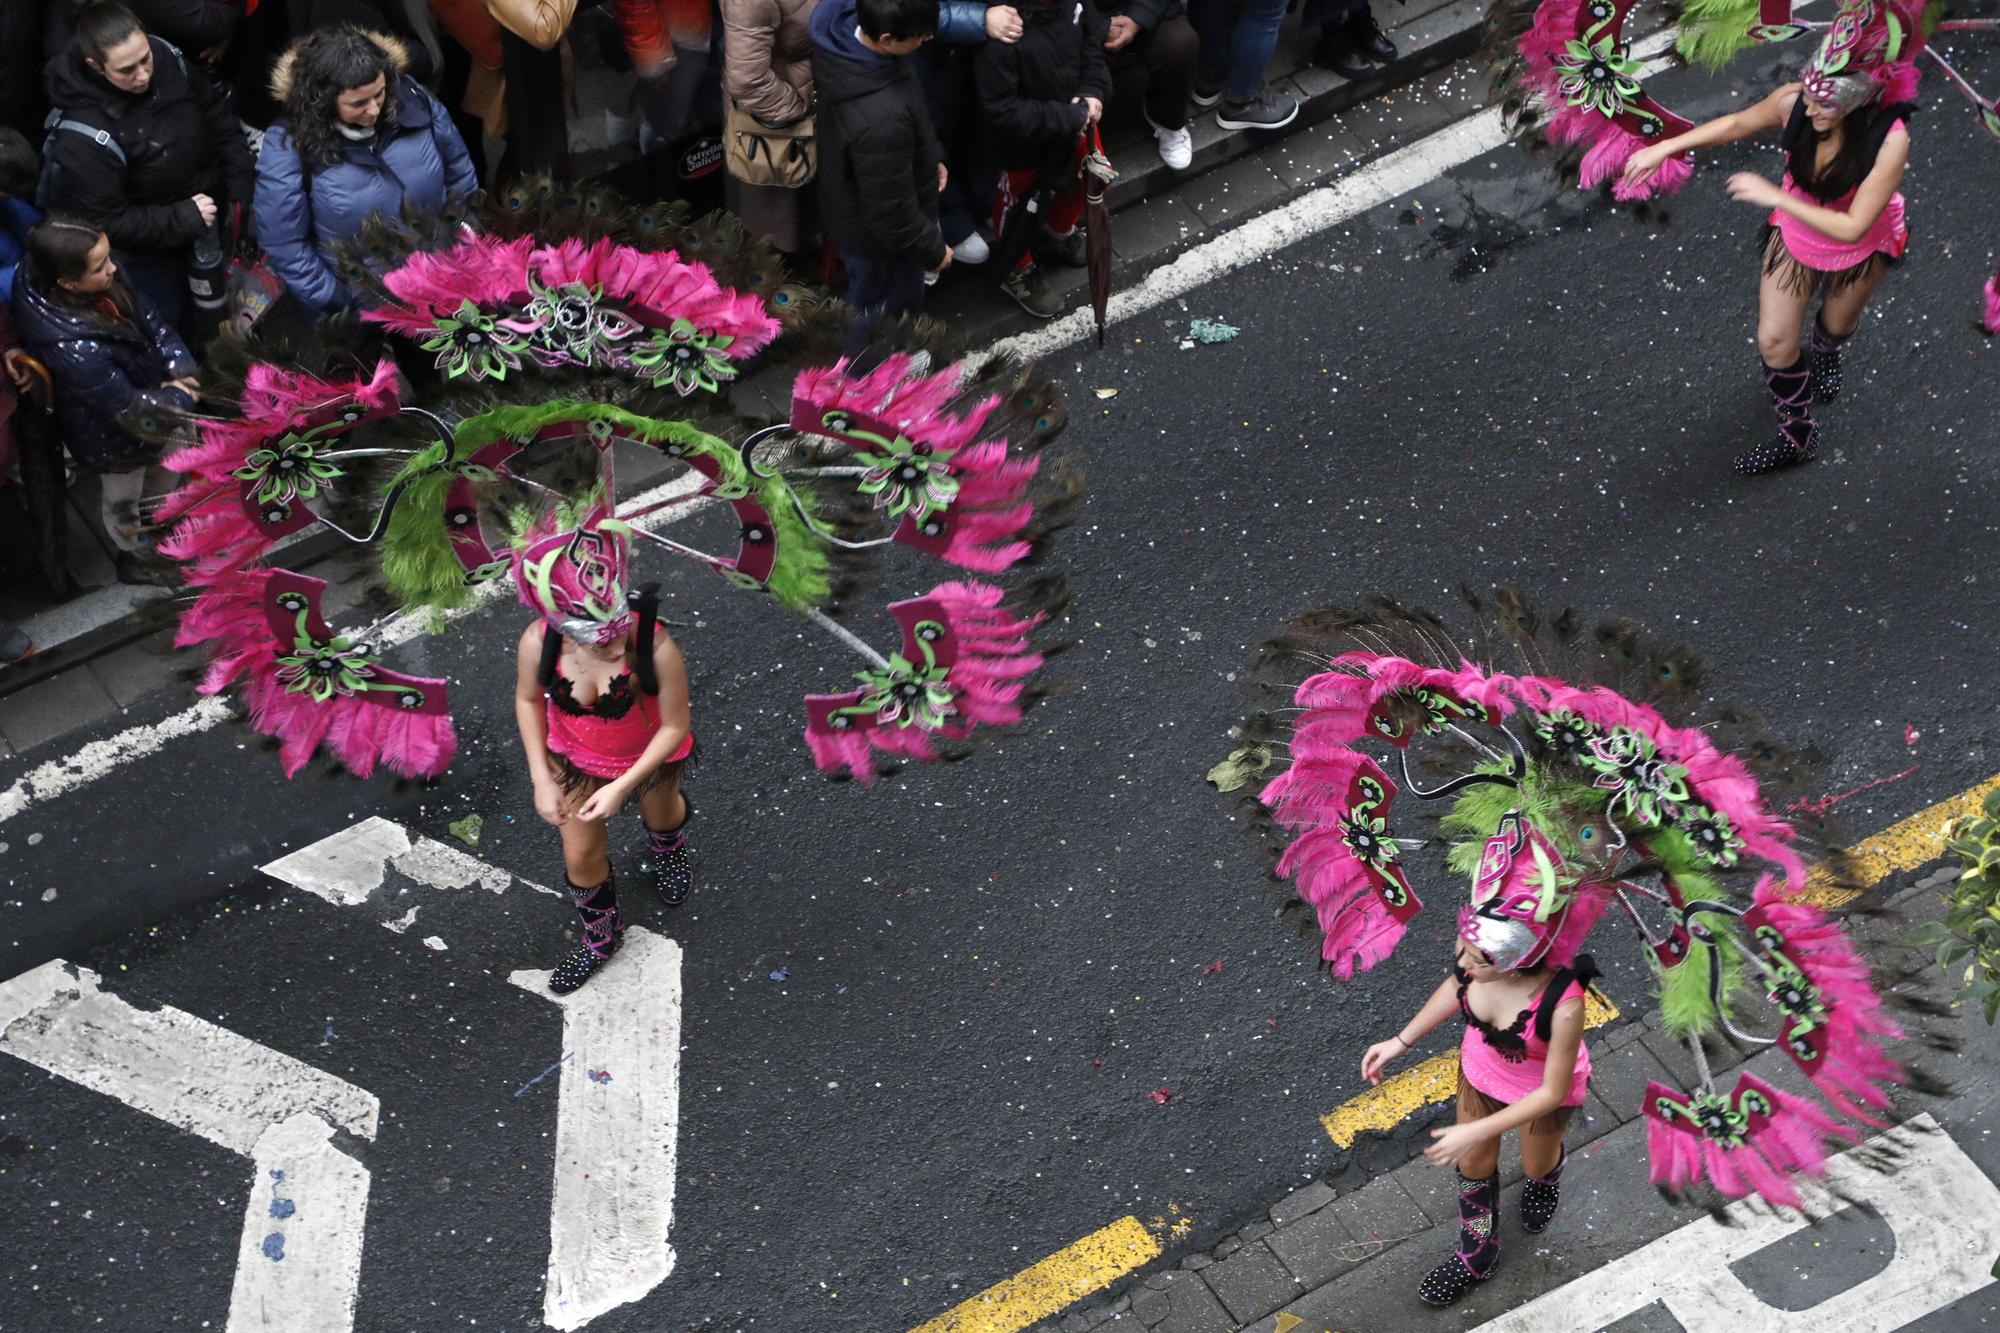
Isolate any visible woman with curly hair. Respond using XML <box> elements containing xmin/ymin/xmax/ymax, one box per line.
<box><xmin>253</xmin><ymin>25</ymin><xmax>478</xmax><ymax>315</ymax></box>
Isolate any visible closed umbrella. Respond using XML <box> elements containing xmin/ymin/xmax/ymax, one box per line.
<box><xmin>1080</xmin><ymin>125</ymin><xmax>1117</xmax><ymax>347</ymax></box>
<box><xmin>13</xmin><ymin>357</ymin><xmax>72</xmax><ymax>598</ymax></box>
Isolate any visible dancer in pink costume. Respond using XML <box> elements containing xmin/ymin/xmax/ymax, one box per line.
<box><xmin>1229</xmin><ymin>590</ymin><xmax>1932</xmax><ymax>1306</ymax></box>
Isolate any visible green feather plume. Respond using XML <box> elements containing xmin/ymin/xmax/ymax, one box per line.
<box><xmin>1676</xmin><ymin>0</ymin><xmax>1770</xmax><ymax>70</ymax></box>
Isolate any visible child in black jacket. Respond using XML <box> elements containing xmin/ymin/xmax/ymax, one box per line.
<box><xmin>973</xmin><ymin>0</ymin><xmax>1112</xmax><ymax>319</ymax></box>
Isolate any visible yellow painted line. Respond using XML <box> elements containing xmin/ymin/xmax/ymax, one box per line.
<box><xmin>909</xmin><ymin>1214</ymin><xmax>1162</xmax><ymax>1333</ymax></box>
<box><xmin>1321</xmin><ymin>991</ymin><xmax>1620</xmax><ymax>1149</ymax></box>
<box><xmin>1795</xmin><ymin>771</ymin><xmax>2000</xmax><ymax>908</ymax></box>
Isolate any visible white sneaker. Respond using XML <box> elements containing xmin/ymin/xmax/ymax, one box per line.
<box><xmin>954</xmin><ymin>230</ymin><xmax>992</xmax><ymax>265</ymax></box>
<box><xmin>1153</xmin><ymin>122</ymin><xmax>1194</xmax><ymax>170</ymax></box>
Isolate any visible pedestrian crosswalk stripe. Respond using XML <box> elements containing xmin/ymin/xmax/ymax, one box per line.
<box><xmin>907</xmin><ymin>1214</ymin><xmax>1162</xmax><ymax>1333</ymax></box>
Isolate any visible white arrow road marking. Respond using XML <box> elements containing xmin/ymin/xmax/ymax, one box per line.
<box><xmin>0</xmin><ymin>959</ymin><xmax>379</xmax><ymax>1333</ymax></box>
<box><xmin>511</xmin><ymin>929</ymin><xmax>684</xmax><ymax>1333</ymax></box>
<box><xmin>1468</xmin><ymin>1113</ymin><xmax>2000</xmax><ymax>1332</ymax></box>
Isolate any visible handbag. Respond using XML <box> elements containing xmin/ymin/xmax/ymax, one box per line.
<box><xmin>724</xmin><ymin>100</ymin><xmax>817</xmax><ymax>190</ymax></box>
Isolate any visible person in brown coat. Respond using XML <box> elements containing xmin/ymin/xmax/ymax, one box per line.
<box><xmin>721</xmin><ymin>0</ymin><xmax>818</xmax><ymax>254</ymax></box>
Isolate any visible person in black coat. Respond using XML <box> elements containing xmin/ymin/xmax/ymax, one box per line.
<box><xmin>8</xmin><ymin>215</ymin><xmax>195</xmax><ymax>586</ymax></box>
<box><xmin>45</xmin><ymin>0</ymin><xmax>243</xmax><ymax>63</ymax></box>
<box><xmin>974</xmin><ymin>0</ymin><xmax>1111</xmax><ymax>319</ymax></box>
<box><xmin>813</xmin><ymin>0</ymin><xmax>950</xmax><ymax>358</ymax></box>
<box><xmin>1103</xmin><ymin>0</ymin><xmax>1199</xmax><ymax>170</ymax></box>
<box><xmin>40</xmin><ymin>2</ymin><xmax>256</xmax><ymax>334</ymax></box>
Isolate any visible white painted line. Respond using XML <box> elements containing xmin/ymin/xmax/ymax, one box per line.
<box><xmin>260</xmin><ymin>815</ymin><xmax>530</xmax><ymax>915</ymax></box>
<box><xmin>510</xmin><ymin>928</ymin><xmax>684</xmax><ymax>1332</ymax></box>
<box><xmin>1467</xmin><ymin>1114</ymin><xmax>2000</xmax><ymax>1332</ymax></box>
<box><xmin>231</xmin><ymin>1113</ymin><xmax>373</xmax><ymax>1333</ymax></box>
<box><xmin>0</xmin><ymin>959</ymin><xmax>379</xmax><ymax>1151</ymax></box>
<box><xmin>0</xmin><ymin>960</ymin><xmax>379</xmax><ymax>1333</ymax></box>
<box><xmin>0</xmin><ymin>471</ymin><xmax>705</xmax><ymax>828</ymax></box>
<box><xmin>986</xmin><ymin>36</ymin><xmax>1679</xmax><ymax>366</ymax></box>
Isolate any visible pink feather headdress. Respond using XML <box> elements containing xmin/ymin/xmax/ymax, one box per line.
<box><xmin>508</xmin><ymin>501</ymin><xmax>638</xmax><ymax>644</ymax></box>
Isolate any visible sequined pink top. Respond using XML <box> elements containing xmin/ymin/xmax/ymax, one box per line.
<box><xmin>542</xmin><ymin>628</ymin><xmax>692</xmax><ymax>779</ymax></box>
<box><xmin>1770</xmin><ymin>120</ymin><xmax>1908</xmax><ymax>272</ymax></box>
<box><xmin>1459</xmin><ymin>978</ymin><xmax>1592</xmax><ymax>1107</ymax></box>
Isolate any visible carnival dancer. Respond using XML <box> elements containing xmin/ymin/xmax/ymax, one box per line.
<box><xmin>1621</xmin><ymin>23</ymin><xmax>1914</xmax><ymax>476</ymax></box>
<box><xmin>510</xmin><ymin>502</ymin><xmax>695</xmax><ymax>994</ymax></box>
<box><xmin>1362</xmin><ymin>934</ymin><xmax>1594</xmax><ymax>1307</ymax></box>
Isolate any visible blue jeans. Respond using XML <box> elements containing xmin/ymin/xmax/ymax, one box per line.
<box><xmin>839</xmin><ymin>250</ymin><xmax>928</xmax><ymax>359</ymax></box>
<box><xmin>1188</xmin><ymin>0</ymin><xmax>1290</xmax><ymax>100</ymax></box>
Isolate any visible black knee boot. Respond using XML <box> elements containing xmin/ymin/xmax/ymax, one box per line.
<box><xmin>549</xmin><ymin>870</ymin><xmax>626</xmax><ymax>995</ymax></box>
<box><xmin>1736</xmin><ymin>354</ymin><xmax>1818</xmax><ymax>476</ymax></box>
<box><xmin>1521</xmin><ymin>1146</ymin><xmax>1565</xmax><ymax>1233</ymax></box>
<box><xmin>1418</xmin><ymin>1170</ymin><xmax>1500</xmax><ymax>1307</ymax></box>
<box><xmin>1808</xmin><ymin>315</ymin><xmax>1850</xmax><ymax>402</ymax></box>
<box><xmin>643</xmin><ymin>798</ymin><xmax>694</xmax><ymax>909</ymax></box>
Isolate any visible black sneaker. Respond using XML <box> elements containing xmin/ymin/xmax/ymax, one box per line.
<box><xmin>1733</xmin><ymin>427</ymin><xmax>1819</xmax><ymax>476</ymax></box>
<box><xmin>1000</xmin><ymin>265</ymin><xmax>1065</xmax><ymax>319</ymax></box>
<box><xmin>1192</xmin><ymin>76</ymin><xmax>1225</xmax><ymax>108</ymax></box>
<box><xmin>1035</xmin><ymin>225</ymin><xmax>1088</xmax><ymax>269</ymax></box>
<box><xmin>1348</xmin><ymin>7</ymin><xmax>1397</xmax><ymax>60</ymax></box>
<box><xmin>0</xmin><ymin>627</ymin><xmax>33</xmax><ymax>668</ymax></box>
<box><xmin>1216</xmin><ymin>89</ymin><xmax>1300</xmax><ymax>132</ymax></box>
<box><xmin>115</xmin><ymin>551</ymin><xmax>182</xmax><ymax>588</ymax></box>
<box><xmin>1313</xmin><ymin>29</ymin><xmax>1376</xmax><ymax>78</ymax></box>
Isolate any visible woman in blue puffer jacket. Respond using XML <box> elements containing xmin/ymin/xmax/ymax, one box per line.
<box><xmin>254</xmin><ymin>26</ymin><xmax>478</xmax><ymax>315</ymax></box>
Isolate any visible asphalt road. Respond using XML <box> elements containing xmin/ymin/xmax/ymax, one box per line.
<box><xmin>3</xmin><ymin>45</ymin><xmax>1999</xmax><ymax>1333</ymax></box>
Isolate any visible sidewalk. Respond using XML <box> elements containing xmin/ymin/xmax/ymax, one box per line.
<box><xmin>0</xmin><ymin>0</ymin><xmax>1487</xmax><ymax>752</ymax></box>
<box><xmin>1035</xmin><ymin>866</ymin><xmax>1999</xmax><ymax>1333</ymax></box>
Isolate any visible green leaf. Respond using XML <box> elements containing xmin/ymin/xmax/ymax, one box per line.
<box><xmin>1940</xmin><ymin>941</ymin><xmax>1974</xmax><ymax>970</ymax></box>
<box><xmin>1207</xmin><ymin>744</ymin><xmax>1275</xmax><ymax>793</ymax></box>
<box><xmin>1907</xmin><ymin>921</ymin><xmax>1950</xmax><ymax>946</ymax></box>
<box><xmin>448</xmin><ymin>814</ymin><xmax>483</xmax><ymax>849</ymax></box>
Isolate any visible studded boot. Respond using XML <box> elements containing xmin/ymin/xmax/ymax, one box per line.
<box><xmin>1417</xmin><ymin>1170</ymin><xmax>1500</xmax><ymax>1307</ymax></box>
<box><xmin>1735</xmin><ymin>355</ymin><xmax>1818</xmax><ymax>476</ymax></box>
<box><xmin>1808</xmin><ymin>315</ymin><xmax>1851</xmax><ymax>402</ymax></box>
<box><xmin>1521</xmin><ymin>1147</ymin><xmax>1565</xmax><ymax>1233</ymax></box>
<box><xmin>548</xmin><ymin>871</ymin><xmax>627</xmax><ymax>995</ymax></box>
<box><xmin>643</xmin><ymin>802</ymin><xmax>695</xmax><ymax>909</ymax></box>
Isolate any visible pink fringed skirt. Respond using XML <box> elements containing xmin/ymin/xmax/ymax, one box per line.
<box><xmin>1763</xmin><ymin>182</ymin><xmax>1908</xmax><ymax>295</ymax></box>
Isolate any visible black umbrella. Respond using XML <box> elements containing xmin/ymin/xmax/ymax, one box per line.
<box><xmin>1080</xmin><ymin>126</ymin><xmax>1118</xmax><ymax>347</ymax></box>
<box><xmin>13</xmin><ymin>358</ymin><xmax>72</xmax><ymax>598</ymax></box>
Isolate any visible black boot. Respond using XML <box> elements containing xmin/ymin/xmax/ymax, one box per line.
<box><xmin>1313</xmin><ymin>24</ymin><xmax>1376</xmax><ymax>78</ymax></box>
<box><xmin>1521</xmin><ymin>1147</ymin><xmax>1565</xmax><ymax>1233</ymax></box>
<box><xmin>1346</xmin><ymin>4</ymin><xmax>1397</xmax><ymax>61</ymax></box>
<box><xmin>1808</xmin><ymin>315</ymin><xmax>1850</xmax><ymax>402</ymax></box>
<box><xmin>1736</xmin><ymin>354</ymin><xmax>1818</xmax><ymax>476</ymax></box>
<box><xmin>548</xmin><ymin>871</ymin><xmax>626</xmax><ymax>995</ymax></box>
<box><xmin>644</xmin><ymin>802</ymin><xmax>695</xmax><ymax>909</ymax></box>
<box><xmin>1417</xmin><ymin>1171</ymin><xmax>1500</xmax><ymax>1308</ymax></box>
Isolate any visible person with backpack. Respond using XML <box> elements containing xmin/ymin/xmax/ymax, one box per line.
<box><xmin>8</xmin><ymin>216</ymin><xmax>195</xmax><ymax>586</ymax></box>
<box><xmin>254</xmin><ymin>25</ymin><xmax>479</xmax><ymax>316</ymax></box>
<box><xmin>39</xmin><ymin>2</ymin><xmax>255</xmax><ymax>336</ymax></box>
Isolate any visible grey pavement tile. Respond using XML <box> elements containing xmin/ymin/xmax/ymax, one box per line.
<box><xmin>1131</xmin><ymin>1269</ymin><xmax>1232</xmax><ymax>1333</ymax></box>
<box><xmin>1268</xmin><ymin>1179</ymin><xmax>1336</xmax><ymax>1227</ymax></box>
<box><xmin>1570</xmin><ymin>1089</ymin><xmax>1625</xmax><ymax>1144</ymax></box>
<box><xmin>0</xmin><ymin>731</ymin><xmax>12</xmax><ymax>760</ymax></box>
<box><xmin>1636</xmin><ymin>1027</ymin><xmax>1707</xmax><ymax>1090</ymax></box>
<box><xmin>1587</xmin><ymin>1035</ymin><xmax>1677</xmax><ymax>1116</ymax></box>
<box><xmin>1395</xmin><ymin>1155</ymin><xmax>1462</xmax><ymax>1227</ymax></box>
<box><xmin>1178</xmin><ymin>159</ymin><xmax>1291</xmax><ymax>230</ymax></box>
<box><xmin>1198</xmin><ymin>1240</ymin><xmax>1303</xmax><ymax>1325</ymax></box>
<box><xmin>1600</xmin><ymin>1301</ymin><xmax>1692</xmax><ymax>1331</ymax></box>
<box><xmin>84</xmin><ymin>631</ymin><xmax>181</xmax><ymax>710</ymax></box>
<box><xmin>1265</xmin><ymin>1199</ymin><xmax>1362</xmax><ymax>1289</ymax></box>
<box><xmin>0</xmin><ymin>669</ymin><xmax>120</xmax><ymax>755</ymax></box>
<box><xmin>1255</xmin><ymin>121</ymin><xmax>1372</xmax><ymax>190</ymax></box>
<box><xmin>1328</xmin><ymin>1173</ymin><xmax>1431</xmax><ymax>1249</ymax></box>
<box><xmin>1111</xmin><ymin>192</ymin><xmax>1209</xmax><ymax>265</ymax></box>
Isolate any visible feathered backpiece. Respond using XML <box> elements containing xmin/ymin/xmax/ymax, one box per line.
<box><xmin>139</xmin><ymin>184</ymin><xmax>1075</xmax><ymax>785</ymax></box>
<box><xmin>1228</xmin><ymin>589</ymin><xmax>1906</xmax><ymax>1207</ymax></box>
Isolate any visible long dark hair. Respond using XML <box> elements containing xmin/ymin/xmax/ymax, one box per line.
<box><xmin>285</xmin><ymin>28</ymin><xmax>402</xmax><ymax>167</ymax></box>
<box><xmin>27</xmin><ymin>214</ymin><xmax>139</xmax><ymax>325</ymax></box>
<box><xmin>1783</xmin><ymin>98</ymin><xmax>1911</xmax><ymax>202</ymax></box>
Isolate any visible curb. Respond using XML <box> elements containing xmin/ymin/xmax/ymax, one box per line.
<box><xmin>0</xmin><ymin>0</ymin><xmax>1487</xmax><ymax>709</ymax></box>
<box><xmin>1043</xmin><ymin>863</ymin><xmax>1962</xmax><ymax>1333</ymax></box>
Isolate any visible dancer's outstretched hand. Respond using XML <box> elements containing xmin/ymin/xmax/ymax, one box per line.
<box><xmin>1360</xmin><ymin>1038</ymin><xmax>1405</xmax><ymax>1086</ymax></box>
<box><xmin>1622</xmin><ymin>144</ymin><xmax>1668</xmax><ymax>189</ymax></box>
<box><xmin>1424</xmin><ymin>1124</ymin><xmax>1485</xmax><ymax>1167</ymax></box>
<box><xmin>1725</xmin><ymin>171</ymin><xmax>1783</xmax><ymax>208</ymax></box>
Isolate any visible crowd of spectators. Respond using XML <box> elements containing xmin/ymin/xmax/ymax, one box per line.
<box><xmin>0</xmin><ymin>0</ymin><xmax>1399</xmax><ymax>666</ymax></box>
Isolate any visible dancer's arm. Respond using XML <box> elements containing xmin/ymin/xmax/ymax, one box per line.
<box><xmin>1623</xmin><ymin>84</ymin><xmax>1796</xmax><ymax>188</ymax></box>
<box><xmin>1423</xmin><ymin>997</ymin><xmax>1585</xmax><ymax>1166</ymax></box>
<box><xmin>1360</xmin><ymin>972</ymin><xmax>1462</xmax><ymax>1085</ymax></box>
<box><xmin>1728</xmin><ymin>127</ymin><xmax>1907</xmax><ymax>243</ymax></box>
<box><xmin>572</xmin><ymin>635</ymin><xmax>691</xmax><ymax>823</ymax></box>
<box><xmin>515</xmin><ymin>624</ymin><xmax>567</xmax><ymax>827</ymax></box>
